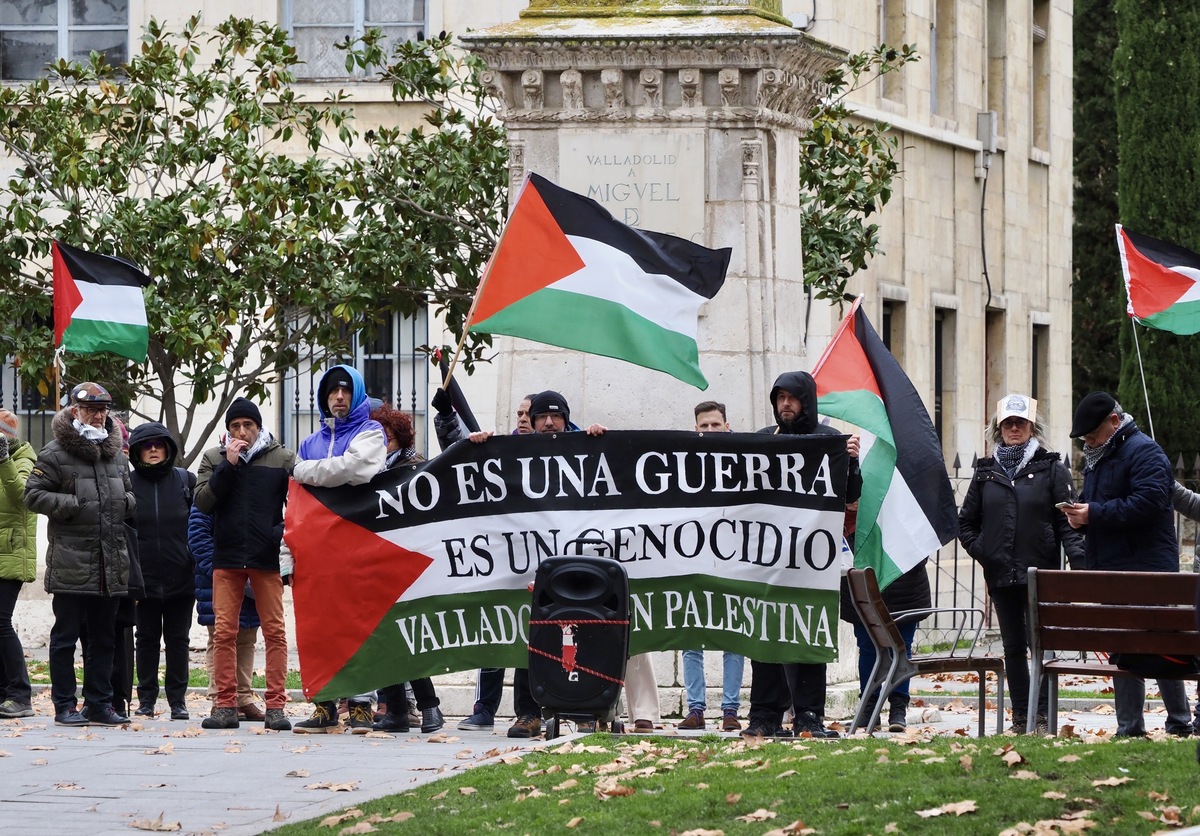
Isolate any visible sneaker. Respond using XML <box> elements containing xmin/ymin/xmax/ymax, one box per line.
<box><xmin>794</xmin><ymin>710</ymin><xmax>838</xmax><ymax>739</ymax></box>
<box><xmin>458</xmin><ymin>707</ymin><xmax>495</xmax><ymax>731</ymax></box>
<box><xmin>0</xmin><ymin>700</ymin><xmax>34</xmax><ymax>718</ymax></box>
<box><xmin>90</xmin><ymin>705</ymin><xmax>130</xmax><ymax>726</ymax></box>
<box><xmin>421</xmin><ymin>706</ymin><xmax>445</xmax><ymax>733</ymax></box>
<box><xmin>721</xmin><ymin>711</ymin><xmax>742</xmax><ymax>732</ymax></box>
<box><xmin>346</xmin><ymin>701</ymin><xmax>373</xmax><ymax>734</ymax></box>
<box><xmin>741</xmin><ymin>717</ymin><xmax>793</xmax><ymax>739</ymax></box>
<box><xmin>1034</xmin><ymin>716</ymin><xmax>1052</xmax><ymax>735</ymax></box>
<box><xmin>677</xmin><ymin>709</ymin><xmax>706</xmax><ymax>730</ymax></box>
<box><xmin>507</xmin><ymin>715</ymin><xmax>542</xmax><ymax>738</ymax></box>
<box><xmin>54</xmin><ymin>709</ymin><xmax>90</xmax><ymax>727</ymax></box>
<box><xmin>372</xmin><ymin>712</ymin><xmax>410</xmax><ymax>733</ymax></box>
<box><xmin>134</xmin><ymin>703</ymin><xmax>155</xmax><ymax>718</ymax></box>
<box><xmin>264</xmin><ymin>709</ymin><xmax>292</xmax><ymax>731</ymax></box>
<box><xmin>294</xmin><ymin>701</ymin><xmax>340</xmax><ymax>734</ymax></box>
<box><xmin>201</xmin><ymin>707</ymin><xmax>240</xmax><ymax>729</ymax></box>
<box><xmin>170</xmin><ymin>704</ymin><xmax>189</xmax><ymax>721</ymax></box>
<box><xmin>238</xmin><ymin>703</ymin><xmax>265</xmax><ymax>722</ymax></box>
<box><xmin>1006</xmin><ymin>715</ymin><xmax>1028</xmax><ymax>735</ymax></box>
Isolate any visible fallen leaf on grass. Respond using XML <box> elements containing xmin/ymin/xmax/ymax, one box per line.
<box><xmin>129</xmin><ymin>813</ymin><xmax>181</xmax><ymax>831</ymax></box>
<box><xmin>764</xmin><ymin>822</ymin><xmax>816</xmax><ymax>836</ymax></box>
<box><xmin>458</xmin><ymin>787</ymin><xmax>477</xmax><ymax>795</ymax></box>
<box><xmin>594</xmin><ymin>777</ymin><xmax>635</xmax><ymax>799</ymax></box>
<box><xmin>430</xmin><ymin>790</ymin><xmax>448</xmax><ymax>800</ymax></box>
<box><xmin>1092</xmin><ymin>777</ymin><xmax>1133</xmax><ymax>787</ymax></box>
<box><xmin>1010</xmin><ymin>770</ymin><xmax>1040</xmax><ymax>780</ymax></box>
<box><xmin>1043</xmin><ymin>791</ymin><xmax>1067</xmax><ymax>799</ymax></box>
<box><xmin>736</xmin><ymin>808</ymin><xmax>777</xmax><ymax>822</ymax></box>
<box><xmin>320</xmin><ymin>809</ymin><xmax>364</xmax><ymax>826</ymax></box>
<box><xmin>337</xmin><ymin>823</ymin><xmax>377</xmax><ymax>835</ymax></box>
<box><xmin>553</xmin><ymin>779</ymin><xmax>579</xmax><ymax>791</ymax></box>
<box><xmin>884</xmin><ymin>825</ymin><xmax>899</xmax><ymax>833</ymax></box>
<box><xmin>915</xmin><ymin>800</ymin><xmax>977</xmax><ymax>818</ymax></box>
<box><xmin>1150</xmin><ymin>790</ymin><xmax>1171</xmax><ymax>801</ymax></box>
<box><xmin>678</xmin><ymin>830</ymin><xmax>724</xmax><ymax>836</ymax></box>
<box><xmin>1058</xmin><ymin>754</ymin><xmax>1080</xmax><ymax>763</ymax></box>
<box><xmin>566</xmin><ymin>817</ymin><xmax>584</xmax><ymax>828</ymax></box>
<box><xmin>959</xmin><ymin>755</ymin><xmax>973</xmax><ymax>772</ymax></box>
<box><xmin>726</xmin><ymin>793</ymin><xmax>741</xmax><ymax>804</ymax></box>
<box><xmin>305</xmin><ymin>781</ymin><xmax>359</xmax><ymax>792</ymax></box>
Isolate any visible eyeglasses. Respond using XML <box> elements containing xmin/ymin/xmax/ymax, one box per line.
<box><xmin>141</xmin><ymin>439</ymin><xmax>168</xmax><ymax>450</ymax></box>
<box><xmin>78</xmin><ymin>404</ymin><xmax>109</xmax><ymax>414</ymax></box>
<box><xmin>1000</xmin><ymin>418</ymin><xmax>1028</xmax><ymax>429</ymax></box>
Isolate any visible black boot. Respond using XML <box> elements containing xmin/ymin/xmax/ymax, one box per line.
<box><xmin>856</xmin><ymin>693</ymin><xmax>880</xmax><ymax>731</ymax></box>
<box><xmin>887</xmin><ymin>694</ymin><xmax>908</xmax><ymax>732</ymax></box>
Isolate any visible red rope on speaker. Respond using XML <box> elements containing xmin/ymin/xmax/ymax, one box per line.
<box><xmin>527</xmin><ymin>645</ymin><xmax>627</xmax><ymax>686</ymax></box>
<box><xmin>528</xmin><ymin>619</ymin><xmax>629</xmax><ymax>626</ymax></box>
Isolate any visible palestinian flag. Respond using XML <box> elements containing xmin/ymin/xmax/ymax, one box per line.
<box><xmin>812</xmin><ymin>298</ymin><xmax>957</xmax><ymax>590</ymax></box>
<box><xmin>53</xmin><ymin>240</ymin><xmax>152</xmax><ymax>362</ymax></box>
<box><xmin>1117</xmin><ymin>224</ymin><xmax>1200</xmax><ymax>335</ymax></box>
<box><xmin>467</xmin><ymin>173</ymin><xmax>730</xmax><ymax>389</ymax></box>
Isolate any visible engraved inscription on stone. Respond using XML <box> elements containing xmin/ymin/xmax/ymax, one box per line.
<box><xmin>557</xmin><ymin>130</ymin><xmax>705</xmax><ymax>241</ymax></box>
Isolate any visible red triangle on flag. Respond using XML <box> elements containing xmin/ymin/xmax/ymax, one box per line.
<box><xmin>469</xmin><ymin>179</ymin><xmax>586</xmax><ymax>326</ymax></box>
<box><xmin>51</xmin><ymin>242</ymin><xmax>84</xmax><ymax>346</ymax></box>
<box><xmin>287</xmin><ymin>482</ymin><xmax>435</xmax><ymax>700</ymax></box>
<box><xmin>812</xmin><ymin>303</ymin><xmax>882</xmax><ymax>399</ymax></box>
<box><xmin>1121</xmin><ymin>227</ymin><xmax>1198</xmax><ymax>318</ymax></box>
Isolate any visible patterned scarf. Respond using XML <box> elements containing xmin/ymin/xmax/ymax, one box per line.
<box><xmin>994</xmin><ymin>438</ymin><xmax>1037</xmax><ymax>479</ymax></box>
<box><xmin>1082</xmin><ymin>413</ymin><xmax>1134</xmax><ymax>472</ymax></box>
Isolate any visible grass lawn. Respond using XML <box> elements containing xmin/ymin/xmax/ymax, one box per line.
<box><xmin>272</xmin><ymin>731</ymin><xmax>1200</xmax><ymax>835</ymax></box>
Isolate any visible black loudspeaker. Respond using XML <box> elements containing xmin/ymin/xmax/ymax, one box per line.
<box><xmin>528</xmin><ymin>556</ymin><xmax>630</xmax><ymax>716</ymax></box>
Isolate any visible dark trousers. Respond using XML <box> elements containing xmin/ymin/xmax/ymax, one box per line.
<box><xmin>0</xmin><ymin>579</ymin><xmax>31</xmax><ymax>705</ymax></box>
<box><xmin>379</xmin><ymin>678</ymin><xmax>440</xmax><ymax>711</ymax></box>
<box><xmin>989</xmin><ymin>584</ymin><xmax>1046</xmax><ymax>720</ymax></box>
<box><xmin>135</xmin><ymin>594</ymin><xmax>195</xmax><ymax>708</ymax></box>
<box><xmin>112</xmin><ymin>625</ymin><xmax>134</xmax><ymax>715</ymax></box>
<box><xmin>475</xmin><ymin>667</ymin><xmax>505</xmax><ymax>714</ymax></box>
<box><xmin>50</xmin><ymin>594</ymin><xmax>120</xmax><ymax>713</ymax></box>
<box><xmin>748</xmin><ymin>660</ymin><xmax>828</xmax><ymax>722</ymax></box>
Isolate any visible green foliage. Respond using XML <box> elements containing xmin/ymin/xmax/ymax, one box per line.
<box><xmin>1072</xmin><ymin>0</ymin><xmax>1122</xmax><ymax>406</ymax></box>
<box><xmin>800</xmin><ymin>44</ymin><xmax>919</xmax><ymax>301</ymax></box>
<box><xmin>1113</xmin><ymin>2</ymin><xmax>1200</xmax><ymax>460</ymax></box>
<box><xmin>0</xmin><ymin>17</ymin><xmax>505</xmax><ymax>463</ymax></box>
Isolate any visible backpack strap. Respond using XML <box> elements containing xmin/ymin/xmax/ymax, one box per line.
<box><xmin>177</xmin><ymin>467</ymin><xmax>197</xmax><ymax>507</ymax></box>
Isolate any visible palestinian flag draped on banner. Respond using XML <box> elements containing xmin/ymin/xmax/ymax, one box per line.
<box><xmin>466</xmin><ymin>173</ymin><xmax>731</xmax><ymax>389</ymax></box>
<box><xmin>812</xmin><ymin>298</ymin><xmax>957</xmax><ymax>591</ymax></box>
<box><xmin>1117</xmin><ymin>224</ymin><xmax>1200</xmax><ymax>335</ymax></box>
<box><xmin>52</xmin><ymin>240</ymin><xmax>152</xmax><ymax>362</ymax></box>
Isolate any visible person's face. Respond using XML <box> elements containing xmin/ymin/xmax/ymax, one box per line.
<box><xmin>695</xmin><ymin>409</ymin><xmax>730</xmax><ymax>433</ymax></box>
<box><xmin>228</xmin><ymin>417</ymin><xmax>260</xmax><ymax>446</ymax></box>
<box><xmin>1081</xmin><ymin>412</ymin><xmax>1120</xmax><ymax>449</ymax></box>
<box><xmin>137</xmin><ymin>438</ymin><xmax>169</xmax><ymax>465</ymax></box>
<box><xmin>999</xmin><ymin>416</ymin><xmax>1032</xmax><ymax>446</ymax></box>
<box><xmin>74</xmin><ymin>403</ymin><xmax>108</xmax><ymax>429</ymax></box>
<box><xmin>515</xmin><ymin>399</ymin><xmax>533</xmax><ymax>435</ymax></box>
<box><xmin>534</xmin><ymin>412</ymin><xmax>567</xmax><ymax>433</ymax></box>
<box><xmin>383</xmin><ymin>427</ymin><xmax>401</xmax><ymax>454</ymax></box>
<box><xmin>775</xmin><ymin>391</ymin><xmax>803</xmax><ymax>423</ymax></box>
<box><xmin>328</xmin><ymin>384</ymin><xmax>352</xmax><ymax>419</ymax></box>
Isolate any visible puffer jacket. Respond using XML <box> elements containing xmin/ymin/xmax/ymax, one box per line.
<box><xmin>188</xmin><ymin>504</ymin><xmax>259</xmax><ymax>628</ymax></box>
<box><xmin>195</xmin><ymin>431</ymin><xmax>296</xmax><ymax>572</ymax></box>
<box><xmin>0</xmin><ymin>438</ymin><xmax>37</xmax><ymax>583</ymax></box>
<box><xmin>25</xmin><ymin>408</ymin><xmax>133</xmax><ymax>596</ymax></box>
<box><xmin>958</xmin><ymin>445</ymin><xmax>1084</xmax><ymax>587</ymax></box>
<box><xmin>129</xmin><ymin>422</ymin><xmax>195</xmax><ymax>599</ymax></box>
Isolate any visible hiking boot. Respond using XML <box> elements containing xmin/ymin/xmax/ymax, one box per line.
<box><xmin>201</xmin><ymin>707</ymin><xmax>240</xmax><ymax>729</ymax></box>
<box><xmin>721</xmin><ymin>710</ymin><xmax>742</xmax><ymax>732</ymax></box>
<box><xmin>1006</xmin><ymin>714</ymin><xmax>1028</xmax><ymax>734</ymax></box>
<box><xmin>134</xmin><ymin>703</ymin><xmax>155</xmax><ymax>718</ymax></box>
<box><xmin>264</xmin><ymin>709</ymin><xmax>292</xmax><ymax>731</ymax></box>
<box><xmin>678</xmin><ymin>709</ymin><xmax>706</xmax><ymax>730</ymax></box>
<box><xmin>90</xmin><ymin>705</ymin><xmax>130</xmax><ymax>726</ymax></box>
<box><xmin>421</xmin><ymin>706</ymin><xmax>445</xmax><ymax>733</ymax></box>
<box><xmin>54</xmin><ymin>709</ymin><xmax>89</xmax><ymax>727</ymax></box>
<box><xmin>458</xmin><ymin>706</ymin><xmax>495</xmax><ymax>731</ymax></box>
<box><xmin>0</xmin><ymin>700</ymin><xmax>34</xmax><ymax>718</ymax></box>
<box><xmin>741</xmin><ymin>715</ymin><xmax>793</xmax><ymax>739</ymax></box>
<box><xmin>294</xmin><ymin>701</ymin><xmax>340</xmax><ymax>734</ymax></box>
<box><xmin>507</xmin><ymin>715</ymin><xmax>542</xmax><ymax>738</ymax></box>
<box><xmin>238</xmin><ymin>703</ymin><xmax>265</xmax><ymax>721</ymax></box>
<box><xmin>372</xmin><ymin>711</ymin><xmax>410</xmax><ymax>733</ymax></box>
<box><xmin>794</xmin><ymin>710</ymin><xmax>838</xmax><ymax>739</ymax></box>
<box><xmin>170</xmin><ymin>704</ymin><xmax>189</xmax><ymax>721</ymax></box>
<box><xmin>1033</xmin><ymin>715</ymin><xmax>1051</xmax><ymax>735</ymax></box>
<box><xmin>857</xmin><ymin>694</ymin><xmax>881</xmax><ymax>731</ymax></box>
<box><xmin>346</xmin><ymin>700</ymin><xmax>373</xmax><ymax>734</ymax></box>
<box><xmin>887</xmin><ymin>695</ymin><xmax>908</xmax><ymax>733</ymax></box>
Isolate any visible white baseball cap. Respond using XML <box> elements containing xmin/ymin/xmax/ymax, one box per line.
<box><xmin>996</xmin><ymin>394</ymin><xmax>1036</xmax><ymax>423</ymax></box>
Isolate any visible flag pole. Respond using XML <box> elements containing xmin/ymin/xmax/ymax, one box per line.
<box><xmin>811</xmin><ymin>294</ymin><xmax>863</xmax><ymax>378</ymax></box>
<box><xmin>1130</xmin><ymin>319</ymin><xmax>1156</xmax><ymax>439</ymax></box>
<box><xmin>441</xmin><ymin>174</ymin><xmax>532</xmax><ymax>390</ymax></box>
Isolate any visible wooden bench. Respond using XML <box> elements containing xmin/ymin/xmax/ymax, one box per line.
<box><xmin>1026</xmin><ymin>568</ymin><xmax>1200</xmax><ymax>734</ymax></box>
<box><xmin>846</xmin><ymin>567</ymin><xmax>1006</xmax><ymax>737</ymax></box>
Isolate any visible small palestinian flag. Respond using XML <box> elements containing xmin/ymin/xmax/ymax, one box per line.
<box><xmin>1117</xmin><ymin>224</ymin><xmax>1200</xmax><ymax>335</ymax></box>
<box><xmin>813</xmin><ymin>298</ymin><xmax>957</xmax><ymax>590</ymax></box>
<box><xmin>53</xmin><ymin>241</ymin><xmax>152</xmax><ymax>362</ymax></box>
<box><xmin>467</xmin><ymin>173</ymin><xmax>731</xmax><ymax>389</ymax></box>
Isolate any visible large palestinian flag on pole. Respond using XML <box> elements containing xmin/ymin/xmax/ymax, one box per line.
<box><xmin>1117</xmin><ymin>224</ymin><xmax>1200</xmax><ymax>335</ymax></box>
<box><xmin>52</xmin><ymin>240</ymin><xmax>152</xmax><ymax>362</ymax></box>
<box><xmin>812</xmin><ymin>298</ymin><xmax>957</xmax><ymax>590</ymax></box>
<box><xmin>286</xmin><ymin>431</ymin><xmax>849</xmax><ymax>701</ymax></box>
<box><xmin>466</xmin><ymin>173</ymin><xmax>731</xmax><ymax>390</ymax></box>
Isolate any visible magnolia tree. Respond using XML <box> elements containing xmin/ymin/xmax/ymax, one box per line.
<box><xmin>0</xmin><ymin>16</ymin><xmax>505</xmax><ymax>464</ymax></box>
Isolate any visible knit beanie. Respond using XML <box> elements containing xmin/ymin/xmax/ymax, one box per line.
<box><xmin>529</xmin><ymin>390</ymin><xmax>571</xmax><ymax>424</ymax></box>
<box><xmin>225</xmin><ymin>397</ymin><xmax>263</xmax><ymax>429</ymax></box>
<box><xmin>0</xmin><ymin>411</ymin><xmax>17</xmax><ymax>441</ymax></box>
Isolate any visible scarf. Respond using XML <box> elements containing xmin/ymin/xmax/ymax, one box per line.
<box><xmin>994</xmin><ymin>438</ymin><xmax>1038</xmax><ymax>479</ymax></box>
<box><xmin>384</xmin><ymin>447</ymin><xmax>417</xmax><ymax>470</ymax></box>
<box><xmin>1082</xmin><ymin>413</ymin><xmax>1134</xmax><ymax>472</ymax></box>
<box><xmin>73</xmin><ymin>418</ymin><xmax>108</xmax><ymax>443</ymax></box>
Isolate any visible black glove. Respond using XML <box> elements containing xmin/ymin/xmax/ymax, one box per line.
<box><xmin>431</xmin><ymin>387</ymin><xmax>453</xmax><ymax>416</ymax></box>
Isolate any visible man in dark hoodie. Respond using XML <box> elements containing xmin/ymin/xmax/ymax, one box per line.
<box><xmin>25</xmin><ymin>382</ymin><xmax>134</xmax><ymax>727</ymax></box>
<box><xmin>742</xmin><ymin>371</ymin><xmax>861</xmax><ymax>740</ymax></box>
<box><xmin>128</xmin><ymin>422</ymin><xmax>196</xmax><ymax>720</ymax></box>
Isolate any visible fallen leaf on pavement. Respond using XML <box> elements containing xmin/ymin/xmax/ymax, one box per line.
<box><xmin>144</xmin><ymin>743</ymin><xmax>175</xmax><ymax>756</ymax></box>
<box><xmin>272</xmin><ymin>805</ymin><xmax>288</xmax><ymax>822</ymax></box>
<box><xmin>286</xmin><ymin>769</ymin><xmax>309</xmax><ymax>778</ymax></box>
<box><xmin>305</xmin><ymin>781</ymin><xmax>359</xmax><ymax>792</ymax></box>
<box><xmin>129</xmin><ymin>813</ymin><xmax>182</xmax><ymax>831</ymax></box>
<box><xmin>54</xmin><ymin>782</ymin><xmax>83</xmax><ymax>790</ymax></box>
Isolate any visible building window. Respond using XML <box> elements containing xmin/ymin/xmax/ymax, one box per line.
<box><xmin>880</xmin><ymin>0</ymin><xmax>906</xmax><ymax>102</ymax></box>
<box><xmin>930</xmin><ymin>0</ymin><xmax>956</xmax><ymax>119</ymax></box>
<box><xmin>986</xmin><ymin>0</ymin><xmax>1006</xmax><ymax>131</ymax></box>
<box><xmin>1031</xmin><ymin>0</ymin><xmax>1050</xmax><ymax>150</ymax></box>
<box><xmin>882</xmin><ymin>300</ymin><xmax>907</xmax><ymax>368</ymax></box>
<box><xmin>1031</xmin><ymin>322</ymin><xmax>1049</xmax><ymax>402</ymax></box>
<box><xmin>281</xmin><ymin>0</ymin><xmax>426</xmax><ymax>79</ymax></box>
<box><xmin>934</xmin><ymin>307</ymin><xmax>956</xmax><ymax>448</ymax></box>
<box><xmin>0</xmin><ymin>0</ymin><xmax>128</xmax><ymax>80</ymax></box>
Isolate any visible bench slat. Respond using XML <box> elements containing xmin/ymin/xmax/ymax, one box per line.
<box><xmin>1031</xmin><ymin>570</ymin><xmax>1198</xmax><ymax>606</ymax></box>
<box><xmin>1038</xmin><ymin>627</ymin><xmax>1200</xmax><ymax>655</ymax></box>
<box><xmin>1039</xmin><ymin>604</ymin><xmax>1197</xmax><ymax>631</ymax></box>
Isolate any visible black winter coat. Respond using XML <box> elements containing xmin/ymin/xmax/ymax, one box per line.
<box><xmin>25</xmin><ymin>408</ymin><xmax>134</xmax><ymax>596</ymax></box>
<box><xmin>958</xmin><ymin>446</ymin><xmax>1084</xmax><ymax>588</ymax></box>
<box><xmin>129</xmin><ymin>422</ymin><xmax>195</xmax><ymax>600</ymax></box>
<box><xmin>188</xmin><ymin>504</ymin><xmax>259</xmax><ymax>628</ymax></box>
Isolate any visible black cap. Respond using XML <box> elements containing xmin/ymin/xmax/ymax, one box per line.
<box><xmin>1070</xmin><ymin>391</ymin><xmax>1117</xmax><ymax>438</ymax></box>
<box><xmin>529</xmin><ymin>390</ymin><xmax>570</xmax><ymax>424</ymax></box>
<box><xmin>225</xmin><ymin>397</ymin><xmax>263</xmax><ymax>429</ymax></box>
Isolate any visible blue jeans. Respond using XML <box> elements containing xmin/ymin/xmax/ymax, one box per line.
<box><xmin>853</xmin><ymin>619</ymin><xmax>917</xmax><ymax>699</ymax></box>
<box><xmin>682</xmin><ymin>650</ymin><xmax>744</xmax><ymax>712</ymax></box>
<box><xmin>1114</xmin><ymin>676</ymin><xmax>1191</xmax><ymax>736</ymax></box>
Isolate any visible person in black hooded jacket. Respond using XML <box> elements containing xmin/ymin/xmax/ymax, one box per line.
<box><xmin>128</xmin><ymin>422</ymin><xmax>196</xmax><ymax>720</ymax></box>
<box><xmin>742</xmin><ymin>371</ymin><xmax>861</xmax><ymax>740</ymax></box>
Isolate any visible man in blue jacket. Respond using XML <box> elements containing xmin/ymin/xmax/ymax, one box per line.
<box><xmin>1063</xmin><ymin>391</ymin><xmax>1191</xmax><ymax>736</ymax></box>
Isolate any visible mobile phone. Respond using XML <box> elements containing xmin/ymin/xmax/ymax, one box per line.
<box><xmin>1055</xmin><ymin>501</ymin><xmax>1074</xmax><ymax>509</ymax></box>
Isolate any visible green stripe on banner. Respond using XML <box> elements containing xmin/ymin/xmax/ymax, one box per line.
<box><xmin>1140</xmin><ymin>299</ymin><xmax>1200</xmax><ymax>335</ymax></box>
<box><xmin>471</xmin><ymin>287</ymin><xmax>707</xmax><ymax>389</ymax></box>
<box><xmin>62</xmin><ymin>318</ymin><xmax>149</xmax><ymax>362</ymax></box>
<box><xmin>313</xmin><ymin>578</ymin><xmax>839</xmax><ymax>701</ymax></box>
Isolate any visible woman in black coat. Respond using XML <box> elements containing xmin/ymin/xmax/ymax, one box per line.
<box><xmin>958</xmin><ymin>395</ymin><xmax>1083</xmax><ymax>731</ymax></box>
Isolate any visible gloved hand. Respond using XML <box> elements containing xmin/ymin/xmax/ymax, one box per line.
<box><xmin>431</xmin><ymin>387</ymin><xmax>453</xmax><ymax>416</ymax></box>
<box><xmin>0</xmin><ymin>436</ymin><xmax>8</xmax><ymax>462</ymax></box>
